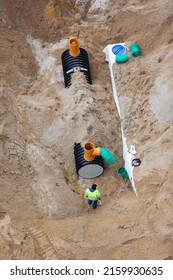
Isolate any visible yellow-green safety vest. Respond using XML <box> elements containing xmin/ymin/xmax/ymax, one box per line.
<box><xmin>85</xmin><ymin>188</ymin><xmax>101</xmax><ymax>201</ymax></box>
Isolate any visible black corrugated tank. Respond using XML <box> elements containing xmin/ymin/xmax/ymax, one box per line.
<box><xmin>74</xmin><ymin>142</ymin><xmax>104</xmax><ymax>179</ymax></box>
<box><xmin>61</xmin><ymin>48</ymin><xmax>92</xmax><ymax>88</ymax></box>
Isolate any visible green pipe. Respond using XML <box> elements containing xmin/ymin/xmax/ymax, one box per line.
<box><xmin>100</xmin><ymin>147</ymin><xmax>116</xmax><ymax>165</ymax></box>
<box><xmin>115</xmin><ymin>53</ymin><xmax>129</xmax><ymax>64</ymax></box>
<box><xmin>118</xmin><ymin>167</ymin><xmax>129</xmax><ymax>179</ymax></box>
<box><xmin>129</xmin><ymin>43</ymin><xmax>141</xmax><ymax>57</ymax></box>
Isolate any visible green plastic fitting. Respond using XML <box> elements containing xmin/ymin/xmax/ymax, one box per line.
<box><xmin>115</xmin><ymin>53</ymin><xmax>129</xmax><ymax>64</ymax></box>
<box><xmin>100</xmin><ymin>147</ymin><xmax>116</xmax><ymax>165</ymax></box>
<box><xmin>129</xmin><ymin>43</ymin><xmax>141</xmax><ymax>57</ymax></box>
<box><xmin>117</xmin><ymin>167</ymin><xmax>129</xmax><ymax>179</ymax></box>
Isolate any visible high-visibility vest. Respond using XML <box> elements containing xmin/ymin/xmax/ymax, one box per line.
<box><xmin>85</xmin><ymin>188</ymin><xmax>101</xmax><ymax>201</ymax></box>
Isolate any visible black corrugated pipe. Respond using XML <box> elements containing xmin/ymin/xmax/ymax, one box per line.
<box><xmin>61</xmin><ymin>37</ymin><xmax>92</xmax><ymax>88</ymax></box>
<box><xmin>74</xmin><ymin>142</ymin><xmax>104</xmax><ymax>179</ymax></box>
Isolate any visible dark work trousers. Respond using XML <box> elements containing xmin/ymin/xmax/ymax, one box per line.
<box><xmin>88</xmin><ymin>199</ymin><xmax>97</xmax><ymax>209</ymax></box>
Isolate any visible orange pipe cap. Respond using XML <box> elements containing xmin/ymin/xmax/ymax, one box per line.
<box><xmin>69</xmin><ymin>37</ymin><xmax>80</xmax><ymax>57</ymax></box>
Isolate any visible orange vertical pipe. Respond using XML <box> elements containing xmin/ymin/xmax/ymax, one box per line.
<box><xmin>84</xmin><ymin>142</ymin><xmax>100</xmax><ymax>162</ymax></box>
<box><xmin>69</xmin><ymin>37</ymin><xmax>80</xmax><ymax>57</ymax></box>
<box><xmin>84</xmin><ymin>142</ymin><xmax>95</xmax><ymax>161</ymax></box>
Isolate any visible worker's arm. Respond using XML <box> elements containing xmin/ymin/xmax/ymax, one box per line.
<box><xmin>96</xmin><ymin>190</ymin><xmax>101</xmax><ymax>200</ymax></box>
<box><xmin>85</xmin><ymin>189</ymin><xmax>89</xmax><ymax>197</ymax></box>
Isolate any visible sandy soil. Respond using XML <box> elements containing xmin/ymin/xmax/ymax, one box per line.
<box><xmin>0</xmin><ymin>0</ymin><xmax>173</xmax><ymax>260</ymax></box>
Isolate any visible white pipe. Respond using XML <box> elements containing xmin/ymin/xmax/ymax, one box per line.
<box><xmin>103</xmin><ymin>44</ymin><xmax>137</xmax><ymax>196</ymax></box>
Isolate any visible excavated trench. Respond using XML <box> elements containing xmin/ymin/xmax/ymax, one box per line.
<box><xmin>0</xmin><ymin>0</ymin><xmax>173</xmax><ymax>260</ymax></box>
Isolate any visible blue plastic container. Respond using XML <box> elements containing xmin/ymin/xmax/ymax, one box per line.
<box><xmin>112</xmin><ymin>44</ymin><xmax>126</xmax><ymax>55</ymax></box>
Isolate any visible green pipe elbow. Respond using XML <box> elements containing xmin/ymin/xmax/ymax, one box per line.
<box><xmin>100</xmin><ymin>147</ymin><xmax>116</xmax><ymax>165</ymax></box>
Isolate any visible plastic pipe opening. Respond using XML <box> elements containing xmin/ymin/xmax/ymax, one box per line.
<box><xmin>84</xmin><ymin>142</ymin><xmax>100</xmax><ymax>162</ymax></box>
<box><xmin>84</xmin><ymin>142</ymin><xmax>116</xmax><ymax>164</ymax></box>
<box><xmin>69</xmin><ymin>37</ymin><xmax>80</xmax><ymax>57</ymax></box>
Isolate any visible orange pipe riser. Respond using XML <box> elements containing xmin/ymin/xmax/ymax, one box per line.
<box><xmin>69</xmin><ymin>37</ymin><xmax>80</xmax><ymax>57</ymax></box>
<box><xmin>84</xmin><ymin>142</ymin><xmax>100</xmax><ymax>162</ymax></box>
<box><xmin>84</xmin><ymin>142</ymin><xmax>95</xmax><ymax>161</ymax></box>
<box><xmin>92</xmin><ymin>147</ymin><xmax>100</xmax><ymax>156</ymax></box>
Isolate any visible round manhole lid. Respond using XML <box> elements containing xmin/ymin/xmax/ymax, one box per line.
<box><xmin>78</xmin><ymin>164</ymin><xmax>104</xmax><ymax>179</ymax></box>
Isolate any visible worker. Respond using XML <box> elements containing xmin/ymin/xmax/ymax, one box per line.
<box><xmin>85</xmin><ymin>184</ymin><xmax>101</xmax><ymax>209</ymax></box>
